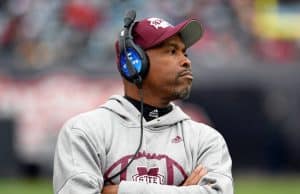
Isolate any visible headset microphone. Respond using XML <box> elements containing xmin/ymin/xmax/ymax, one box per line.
<box><xmin>124</xmin><ymin>10</ymin><xmax>136</xmax><ymax>28</ymax></box>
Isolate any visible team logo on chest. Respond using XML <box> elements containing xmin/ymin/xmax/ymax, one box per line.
<box><xmin>132</xmin><ymin>167</ymin><xmax>164</xmax><ymax>184</ymax></box>
<box><xmin>104</xmin><ymin>151</ymin><xmax>188</xmax><ymax>185</ymax></box>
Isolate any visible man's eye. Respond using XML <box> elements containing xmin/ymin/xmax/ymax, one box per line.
<box><xmin>170</xmin><ymin>49</ymin><xmax>176</xmax><ymax>55</ymax></box>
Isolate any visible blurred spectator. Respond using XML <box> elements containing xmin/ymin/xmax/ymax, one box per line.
<box><xmin>0</xmin><ymin>15</ymin><xmax>22</xmax><ymax>53</ymax></box>
<box><xmin>58</xmin><ymin>0</ymin><xmax>105</xmax><ymax>64</ymax></box>
<box><xmin>0</xmin><ymin>0</ymin><xmax>300</xmax><ymax>177</ymax></box>
<box><xmin>254</xmin><ymin>39</ymin><xmax>298</xmax><ymax>64</ymax></box>
<box><xmin>1</xmin><ymin>0</ymin><xmax>299</xmax><ymax>73</ymax></box>
<box><xmin>63</xmin><ymin>0</ymin><xmax>100</xmax><ymax>33</ymax></box>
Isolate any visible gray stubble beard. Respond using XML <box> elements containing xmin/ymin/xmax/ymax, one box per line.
<box><xmin>172</xmin><ymin>80</ymin><xmax>192</xmax><ymax>100</ymax></box>
<box><xmin>177</xmin><ymin>85</ymin><xmax>192</xmax><ymax>100</ymax></box>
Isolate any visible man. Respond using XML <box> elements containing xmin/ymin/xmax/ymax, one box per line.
<box><xmin>53</xmin><ymin>11</ymin><xmax>233</xmax><ymax>194</ymax></box>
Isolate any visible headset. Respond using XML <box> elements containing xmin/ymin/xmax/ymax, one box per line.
<box><xmin>105</xmin><ymin>10</ymin><xmax>146</xmax><ymax>183</ymax></box>
<box><xmin>118</xmin><ymin>10</ymin><xmax>149</xmax><ymax>88</ymax></box>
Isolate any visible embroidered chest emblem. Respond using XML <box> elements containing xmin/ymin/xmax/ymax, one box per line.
<box><xmin>132</xmin><ymin>167</ymin><xmax>164</xmax><ymax>184</ymax></box>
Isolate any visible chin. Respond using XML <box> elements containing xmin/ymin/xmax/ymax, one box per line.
<box><xmin>174</xmin><ymin>86</ymin><xmax>191</xmax><ymax>100</ymax></box>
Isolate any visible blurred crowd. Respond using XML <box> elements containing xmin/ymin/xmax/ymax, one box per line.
<box><xmin>0</xmin><ymin>0</ymin><xmax>299</xmax><ymax>75</ymax></box>
<box><xmin>1</xmin><ymin>0</ymin><xmax>300</xmax><ymax>176</ymax></box>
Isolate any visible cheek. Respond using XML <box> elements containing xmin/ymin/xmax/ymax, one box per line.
<box><xmin>148</xmin><ymin>59</ymin><xmax>165</xmax><ymax>77</ymax></box>
<box><xmin>149</xmin><ymin>66</ymin><xmax>175</xmax><ymax>85</ymax></box>
<box><xmin>146</xmin><ymin>53</ymin><xmax>178</xmax><ymax>83</ymax></box>
<box><xmin>149</xmin><ymin>58</ymin><xmax>176</xmax><ymax>76</ymax></box>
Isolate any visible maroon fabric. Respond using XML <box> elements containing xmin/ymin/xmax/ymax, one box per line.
<box><xmin>115</xmin><ymin>17</ymin><xmax>203</xmax><ymax>65</ymax></box>
<box><xmin>133</xmin><ymin>18</ymin><xmax>194</xmax><ymax>49</ymax></box>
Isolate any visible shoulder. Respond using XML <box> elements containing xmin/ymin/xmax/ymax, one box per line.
<box><xmin>183</xmin><ymin>120</ymin><xmax>226</xmax><ymax>143</ymax></box>
<box><xmin>65</xmin><ymin>108</ymin><xmax>111</xmax><ymax>129</ymax></box>
<box><xmin>58</xmin><ymin>107</ymin><xmax>115</xmax><ymax>141</ymax></box>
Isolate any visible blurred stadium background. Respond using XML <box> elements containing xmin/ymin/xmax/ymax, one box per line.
<box><xmin>0</xmin><ymin>0</ymin><xmax>300</xmax><ymax>193</ymax></box>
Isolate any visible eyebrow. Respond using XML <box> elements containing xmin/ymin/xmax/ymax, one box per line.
<box><xmin>162</xmin><ymin>42</ymin><xmax>187</xmax><ymax>52</ymax></box>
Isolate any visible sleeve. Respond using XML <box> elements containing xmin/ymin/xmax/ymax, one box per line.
<box><xmin>196</xmin><ymin>127</ymin><xmax>234</xmax><ymax>194</ymax></box>
<box><xmin>117</xmin><ymin>125</ymin><xmax>233</xmax><ymax>194</ymax></box>
<box><xmin>118</xmin><ymin>182</ymin><xmax>218</xmax><ymax>194</ymax></box>
<box><xmin>53</xmin><ymin>120</ymin><xmax>104</xmax><ymax>194</ymax></box>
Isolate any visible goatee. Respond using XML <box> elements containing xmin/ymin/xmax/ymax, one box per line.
<box><xmin>173</xmin><ymin>85</ymin><xmax>192</xmax><ymax>100</ymax></box>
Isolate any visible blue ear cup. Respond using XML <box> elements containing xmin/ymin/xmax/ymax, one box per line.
<box><xmin>119</xmin><ymin>43</ymin><xmax>149</xmax><ymax>84</ymax></box>
<box><xmin>120</xmin><ymin>48</ymin><xmax>143</xmax><ymax>79</ymax></box>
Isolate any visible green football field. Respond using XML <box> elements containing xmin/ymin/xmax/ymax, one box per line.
<box><xmin>0</xmin><ymin>175</ymin><xmax>299</xmax><ymax>194</ymax></box>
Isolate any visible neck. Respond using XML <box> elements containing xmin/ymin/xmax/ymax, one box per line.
<box><xmin>123</xmin><ymin>80</ymin><xmax>171</xmax><ymax>108</ymax></box>
<box><xmin>125</xmin><ymin>91</ymin><xmax>170</xmax><ymax>108</ymax></box>
<box><xmin>124</xmin><ymin>95</ymin><xmax>173</xmax><ymax>121</ymax></box>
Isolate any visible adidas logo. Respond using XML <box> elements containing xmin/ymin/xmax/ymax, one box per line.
<box><xmin>149</xmin><ymin>109</ymin><xmax>159</xmax><ymax>118</ymax></box>
<box><xmin>171</xmin><ymin>136</ymin><xmax>183</xmax><ymax>143</ymax></box>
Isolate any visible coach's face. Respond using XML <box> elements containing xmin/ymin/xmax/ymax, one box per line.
<box><xmin>144</xmin><ymin>34</ymin><xmax>193</xmax><ymax>102</ymax></box>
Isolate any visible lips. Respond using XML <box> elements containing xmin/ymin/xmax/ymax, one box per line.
<box><xmin>179</xmin><ymin>70</ymin><xmax>193</xmax><ymax>80</ymax></box>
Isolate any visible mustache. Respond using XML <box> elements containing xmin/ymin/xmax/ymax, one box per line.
<box><xmin>177</xmin><ymin>69</ymin><xmax>193</xmax><ymax>77</ymax></box>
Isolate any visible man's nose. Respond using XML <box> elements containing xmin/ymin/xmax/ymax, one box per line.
<box><xmin>181</xmin><ymin>56</ymin><xmax>192</xmax><ymax>69</ymax></box>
